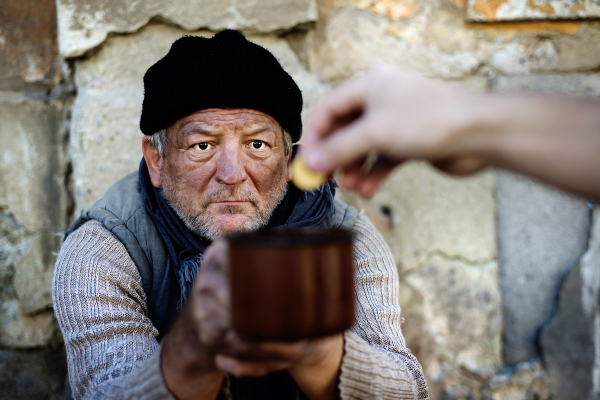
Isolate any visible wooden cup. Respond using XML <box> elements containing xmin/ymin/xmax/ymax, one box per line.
<box><xmin>228</xmin><ymin>229</ymin><xmax>355</xmax><ymax>341</ymax></box>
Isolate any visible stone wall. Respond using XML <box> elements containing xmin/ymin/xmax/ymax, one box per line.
<box><xmin>0</xmin><ymin>0</ymin><xmax>70</xmax><ymax>398</ymax></box>
<box><xmin>1</xmin><ymin>0</ymin><xmax>599</xmax><ymax>398</ymax></box>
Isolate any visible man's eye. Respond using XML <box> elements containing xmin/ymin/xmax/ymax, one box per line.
<box><xmin>195</xmin><ymin>142</ymin><xmax>211</xmax><ymax>151</ymax></box>
<box><xmin>251</xmin><ymin>140</ymin><xmax>266</xmax><ymax>150</ymax></box>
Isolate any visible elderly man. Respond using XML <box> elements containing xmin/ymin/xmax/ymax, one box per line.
<box><xmin>53</xmin><ymin>30</ymin><xmax>428</xmax><ymax>400</ymax></box>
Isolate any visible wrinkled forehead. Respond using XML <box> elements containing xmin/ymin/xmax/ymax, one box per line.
<box><xmin>170</xmin><ymin>108</ymin><xmax>283</xmax><ymax>134</ymax></box>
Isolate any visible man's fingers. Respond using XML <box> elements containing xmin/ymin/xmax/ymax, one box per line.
<box><xmin>304</xmin><ymin>116</ymin><xmax>377</xmax><ymax>174</ymax></box>
<box><xmin>219</xmin><ymin>331</ymin><xmax>305</xmax><ymax>361</ymax></box>
<box><xmin>193</xmin><ymin>298</ymin><xmax>230</xmax><ymax>348</ymax></box>
<box><xmin>215</xmin><ymin>355</ymin><xmax>293</xmax><ymax>377</ymax></box>
<box><xmin>339</xmin><ymin>162</ymin><xmax>363</xmax><ymax>191</ymax></box>
<box><xmin>201</xmin><ymin>239</ymin><xmax>229</xmax><ymax>274</ymax></box>
<box><xmin>356</xmin><ymin>161</ymin><xmax>398</xmax><ymax>197</ymax></box>
<box><xmin>303</xmin><ymin>76</ymin><xmax>368</xmax><ymax>148</ymax></box>
<box><xmin>195</xmin><ymin>239</ymin><xmax>230</xmax><ymax>304</ymax></box>
<box><xmin>339</xmin><ymin>158</ymin><xmax>398</xmax><ymax>197</ymax></box>
<box><xmin>432</xmin><ymin>157</ymin><xmax>486</xmax><ymax>176</ymax></box>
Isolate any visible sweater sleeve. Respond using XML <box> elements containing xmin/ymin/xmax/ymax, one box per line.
<box><xmin>339</xmin><ymin>215</ymin><xmax>429</xmax><ymax>400</ymax></box>
<box><xmin>52</xmin><ymin>220</ymin><xmax>175</xmax><ymax>400</ymax></box>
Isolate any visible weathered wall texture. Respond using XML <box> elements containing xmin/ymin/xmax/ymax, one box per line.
<box><xmin>2</xmin><ymin>0</ymin><xmax>600</xmax><ymax>398</ymax></box>
<box><xmin>56</xmin><ymin>0</ymin><xmax>318</xmax><ymax>57</ymax></box>
<box><xmin>0</xmin><ymin>0</ymin><xmax>70</xmax><ymax>398</ymax></box>
<box><xmin>467</xmin><ymin>0</ymin><xmax>600</xmax><ymax>21</ymax></box>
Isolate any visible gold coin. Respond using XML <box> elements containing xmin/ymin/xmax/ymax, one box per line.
<box><xmin>291</xmin><ymin>157</ymin><xmax>327</xmax><ymax>191</ymax></box>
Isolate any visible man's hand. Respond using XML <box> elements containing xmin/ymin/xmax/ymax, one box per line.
<box><xmin>301</xmin><ymin>64</ymin><xmax>488</xmax><ymax>197</ymax></box>
<box><xmin>161</xmin><ymin>240</ymin><xmax>344</xmax><ymax>400</ymax></box>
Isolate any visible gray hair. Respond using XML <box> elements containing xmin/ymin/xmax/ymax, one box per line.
<box><xmin>147</xmin><ymin>128</ymin><xmax>167</xmax><ymax>157</ymax></box>
<box><xmin>147</xmin><ymin>127</ymin><xmax>293</xmax><ymax>158</ymax></box>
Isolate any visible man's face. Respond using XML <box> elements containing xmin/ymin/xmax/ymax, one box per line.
<box><xmin>154</xmin><ymin>108</ymin><xmax>292</xmax><ymax>239</ymax></box>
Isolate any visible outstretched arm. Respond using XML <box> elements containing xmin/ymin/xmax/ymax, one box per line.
<box><xmin>53</xmin><ymin>220</ymin><xmax>177</xmax><ymax>400</ymax></box>
<box><xmin>302</xmin><ymin>64</ymin><xmax>600</xmax><ymax>199</ymax></box>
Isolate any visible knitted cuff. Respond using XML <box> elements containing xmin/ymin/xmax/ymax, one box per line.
<box><xmin>121</xmin><ymin>341</ymin><xmax>176</xmax><ymax>400</ymax></box>
<box><xmin>339</xmin><ymin>331</ymin><xmax>417</xmax><ymax>399</ymax></box>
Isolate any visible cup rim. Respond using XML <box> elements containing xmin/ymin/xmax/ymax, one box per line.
<box><xmin>227</xmin><ymin>228</ymin><xmax>354</xmax><ymax>247</ymax></box>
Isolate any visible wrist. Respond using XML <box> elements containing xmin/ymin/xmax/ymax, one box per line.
<box><xmin>163</xmin><ymin>306</ymin><xmax>217</xmax><ymax>372</ymax></box>
<box><xmin>161</xmin><ymin>307</ymin><xmax>224</xmax><ymax>400</ymax></box>
<box><xmin>442</xmin><ymin>90</ymin><xmax>510</xmax><ymax>163</ymax></box>
<box><xmin>289</xmin><ymin>334</ymin><xmax>344</xmax><ymax>400</ymax></box>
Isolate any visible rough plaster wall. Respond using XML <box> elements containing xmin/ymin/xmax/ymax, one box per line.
<box><xmin>0</xmin><ymin>98</ymin><xmax>68</xmax><ymax>397</ymax></box>
<box><xmin>56</xmin><ymin>0</ymin><xmax>318</xmax><ymax>57</ymax></box>
<box><xmin>310</xmin><ymin>0</ymin><xmax>600</xmax><ymax>83</ymax></box>
<box><xmin>360</xmin><ymin>163</ymin><xmax>500</xmax><ymax>399</ymax></box>
<box><xmin>0</xmin><ymin>0</ymin><xmax>70</xmax><ymax>397</ymax></box>
<box><xmin>496</xmin><ymin>170</ymin><xmax>591</xmax><ymax>365</ymax></box>
<box><xmin>467</xmin><ymin>0</ymin><xmax>600</xmax><ymax>22</ymax></box>
<box><xmin>581</xmin><ymin>208</ymin><xmax>600</xmax><ymax>398</ymax></box>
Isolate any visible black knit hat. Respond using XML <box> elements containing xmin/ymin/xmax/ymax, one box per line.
<box><xmin>140</xmin><ymin>30</ymin><xmax>303</xmax><ymax>142</ymax></box>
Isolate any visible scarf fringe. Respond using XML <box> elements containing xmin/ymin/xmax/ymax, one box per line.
<box><xmin>176</xmin><ymin>253</ymin><xmax>202</xmax><ymax>311</ymax></box>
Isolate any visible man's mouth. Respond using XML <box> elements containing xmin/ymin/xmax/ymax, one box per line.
<box><xmin>201</xmin><ymin>187</ymin><xmax>260</xmax><ymax>208</ymax></box>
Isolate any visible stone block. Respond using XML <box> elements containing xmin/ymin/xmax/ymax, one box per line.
<box><xmin>372</xmin><ymin>162</ymin><xmax>496</xmax><ymax>271</ymax></box>
<box><xmin>14</xmin><ymin>233</ymin><xmax>63</xmax><ymax>315</ymax></box>
<box><xmin>0</xmin><ymin>210</ymin><xmax>30</xmax><ymax>281</ymax></box>
<box><xmin>313</xmin><ymin>2</ymin><xmax>600</xmax><ymax>80</ymax></box>
<box><xmin>402</xmin><ymin>253</ymin><xmax>502</xmax><ymax>396</ymax></box>
<box><xmin>0</xmin><ymin>100</ymin><xmax>67</xmax><ymax>347</ymax></box>
<box><xmin>492</xmin><ymin>73</ymin><xmax>600</xmax><ymax>97</ymax></box>
<box><xmin>335</xmin><ymin>0</ymin><xmax>421</xmax><ymax>21</ymax></box>
<box><xmin>580</xmin><ymin>207</ymin><xmax>600</xmax><ymax>327</ymax></box>
<box><xmin>312</xmin><ymin>5</ymin><xmax>486</xmax><ymax>82</ymax></box>
<box><xmin>467</xmin><ymin>0</ymin><xmax>600</xmax><ymax>22</ymax></box>
<box><xmin>486</xmin><ymin>26</ymin><xmax>600</xmax><ymax>75</ymax></box>
<box><xmin>0</xmin><ymin>100</ymin><xmax>69</xmax><ymax>234</ymax></box>
<box><xmin>0</xmin><ymin>300</ymin><xmax>62</xmax><ymax>348</ymax></box>
<box><xmin>0</xmin><ymin>0</ymin><xmax>60</xmax><ymax>91</ymax></box>
<box><xmin>582</xmin><ymin>208</ymin><xmax>600</xmax><ymax>399</ymax></box>
<box><xmin>70</xmin><ymin>24</ymin><xmax>329</xmax><ymax>211</ymax></box>
<box><xmin>481</xmin><ymin>361</ymin><xmax>549</xmax><ymax>400</ymax></box>
<box><xmin>548</xmin><ymin>26</ymin><xmax>600</xmax><ymax>73</ymax></box>
<box><xmin>540</xmin><ymin>260</ymin><xmax>594</xmax><ymax>399</ymax></box>
<box><xmin>537</xmin><ymin>207</ymin><xmax>600</xmax><ymax>400</ymax></box>
<box><xmin>56</xmin><ymin>0</ymin><xmax>317</xmax><ymax>57</ymax></box>
<box><xmin>496</xmin><ymin>171</ymin><xmax>591</xmax><ymax>365</ymax></box>
<box><xmin>0</xmin><ymin>348</ymin><xmax>67</xmax><ymax>400</ymax></box>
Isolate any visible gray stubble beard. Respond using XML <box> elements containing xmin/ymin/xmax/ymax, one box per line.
<box><xmin>160</xmin><ymin>169</ymin><xmax>288</xmax><ymax>240</ymax></box>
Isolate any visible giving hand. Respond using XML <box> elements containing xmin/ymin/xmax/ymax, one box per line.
<box><xmin>302</xmin><ymin>64</ymin><xmax>489</xmax><ymax>197</ymax></box>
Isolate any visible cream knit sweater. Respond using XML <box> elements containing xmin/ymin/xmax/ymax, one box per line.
<box><xmin>53</xmin><ymin>215</ymin><xmax>428</xmax><ymax>400</ymax></box>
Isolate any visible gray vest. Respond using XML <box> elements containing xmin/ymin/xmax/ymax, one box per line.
<box><xmin>66</xmin><ymin>171</ymin><xmax>360</xmax><ymax>339</ymax></box>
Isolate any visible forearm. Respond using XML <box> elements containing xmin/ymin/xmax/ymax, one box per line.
<box><xmin>161</xmin><ymin>306</ymin><xmax>225</xmax><ymax>400</ymax></box>
<box><xmin>339</xmin><ymin>331</ymin><xmax>418</xmax><ymax>399</ymax></box>
<box><xmin>459</xmin><ymin>93</ymin><xmax>600</xmax><ymax>198</ymax></box>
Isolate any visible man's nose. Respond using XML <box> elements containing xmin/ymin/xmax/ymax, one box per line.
<box><xmin>214</xmin><ymin>145</ymin><xmax>249</xmax><ymax>185</ymax></box>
